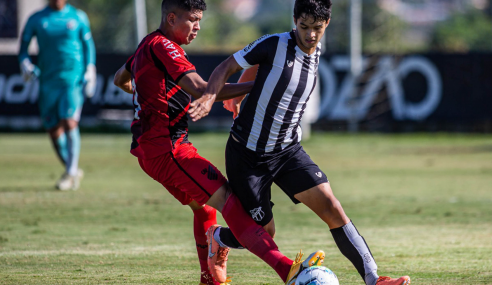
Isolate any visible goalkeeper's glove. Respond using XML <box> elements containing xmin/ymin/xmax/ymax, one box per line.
<box><xmin>20</xmin><ymin>58</ymin><xmax>40</xmax><ymax>82</ymax></box>
<box><xmin>84</xmin><ymin>64</ymin><xmax>97</xmax><ymax>98</ymax></box>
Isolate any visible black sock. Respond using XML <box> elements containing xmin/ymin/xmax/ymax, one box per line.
<box><xmin>216</xmin><ymin>227</ymin><xmax>244</xmax><ymax>249</ymax></box>
<box><xmin>330</xmin><ymin>221</ymin><xmax>379</xmax><ymax>285</ymax></box>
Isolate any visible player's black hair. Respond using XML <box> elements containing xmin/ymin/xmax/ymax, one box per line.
<box><xmin>294</xmin><ymin>0</ymin><xmax>332</xmax><ymax>22</ymax></box>
<box><xmin>161</xmin><ymin>0</ymin><xmax>207</xmax><ymax>16</ymax></box>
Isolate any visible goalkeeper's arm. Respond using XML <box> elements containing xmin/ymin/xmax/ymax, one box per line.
<box><xmin>18</xmin><ymin>17</ymin><xmax>39</xmax><ymax>82</ymax></box>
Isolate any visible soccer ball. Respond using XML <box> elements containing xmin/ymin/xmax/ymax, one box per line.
<box><xmin>295</xmin><ymin>266</ymin><xmax>339</xmax><ymax>285</ymax></box>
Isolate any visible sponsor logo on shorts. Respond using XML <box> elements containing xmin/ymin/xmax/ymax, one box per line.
<box><xmin>201</xmin><ymin>165</ymin><xmax>218</xmax><ymax>180</ymax></box>
<box><xmin>250</xmin><ymin>207</ymin><xmax>265</xmax><ymax>222</ymax></box>
<box><xmin>287</xmin><ymin>60</ymin><xmax>294</xmax><ymax>68</ymax></box>
<box><xmin>315</xmin><ymin>172</ymin><xmax>323</xmax><ymax>178</ymax></box>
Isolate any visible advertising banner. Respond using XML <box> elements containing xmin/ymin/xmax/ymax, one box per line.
<box><xmin>0</xmin><ymin>53</ymin><xmax>491</xmax><ymax>132</ymax></box>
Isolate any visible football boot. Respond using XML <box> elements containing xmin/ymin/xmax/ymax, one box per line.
<box><xmin>206</xmin><ymin>224</ymin><xmax>230</xmax><ymax>283</ymax></box>
<box><xmin>285</xmin><ymin>249</ymin><xmax>325</xmax><ymax>285</ymax></box>
<box><xmin>376</xmin><ymin>276</ymin><xmax>411</xmax><ymax>285</ymax></box>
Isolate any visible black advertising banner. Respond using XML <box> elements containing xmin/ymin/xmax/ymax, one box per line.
<box><xmin>0</xmin><ymin>53</ymin><xmax>491</xmax><ymax>132</ymax></box>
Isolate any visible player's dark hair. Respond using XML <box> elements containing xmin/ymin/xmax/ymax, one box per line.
<box><xmin>294</xmin><ymin>0</ymin><xmax>332</xmax><ymax>22</ymax></box>
<box><xmin>161</xmin><ymin>0</ymin><xmax>207</xmax><ymax>16</ymax></box>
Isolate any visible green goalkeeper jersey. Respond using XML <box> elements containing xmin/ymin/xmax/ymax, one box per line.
<box><xmin>18</xmin><ymin>4</ymin><xmax>95</xmax><ymax>83</ymax></box>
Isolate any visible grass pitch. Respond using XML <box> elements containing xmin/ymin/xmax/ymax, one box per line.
<box><xmin>0</xmin><ymin>132</ymin><xmax>491</xmax><ymax>284</ymax></box>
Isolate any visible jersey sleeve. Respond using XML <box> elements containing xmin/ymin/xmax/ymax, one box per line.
<box><xmin>125</xmin><ymin>55</ymin><xmax>135</xmax><ymax>73</ymax></box>
<box><xmin>150</xmin><ymin>39</ymin><xmax>196</xmax><ymax>83</ymax></box>
<box><xmin>233</xmin><ymin>34</ymin><xmax>277</xmax><ymax>69</ymax></box>
<box><xmin>77</xmin><ymin>9</ymin><xmax>96</xmax><ymax>67</ymax></box>
<box><xmin>18</xmin><ymin>14</ymin><xmax>37</xmax><ymax>64</ymax></box>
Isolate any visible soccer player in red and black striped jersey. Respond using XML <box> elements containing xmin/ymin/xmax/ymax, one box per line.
<box><xmin>112</xmin><ymin>1</ymin><xmax>326</xmax><ymax>285</ymax></box>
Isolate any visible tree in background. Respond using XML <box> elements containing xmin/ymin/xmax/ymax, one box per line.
<box><xmin>70</xmin><ymin>0</ymin><xmax>135</xmax><ymax>54</ymax></box>
<box><xmin>67</xmin><ymin>0</ymin><xmax>492</xmax><ymax>54</ymax></box>
<box><xmin>431</xmin><ymin>9</ymin><xmax>492</xmax><ymax>52</ymax></box>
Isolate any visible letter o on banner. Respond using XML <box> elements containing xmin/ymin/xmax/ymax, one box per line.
<box><xmin>396</xmin><ymin>56</ymin><xmax>442</xmax><ymax>121</ymax></box>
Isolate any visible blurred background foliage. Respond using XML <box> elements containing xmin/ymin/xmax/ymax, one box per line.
<box><xmin>68</xmin><ymin>0</ymin><xmax>492</xmax><ymax>54</ymax></box>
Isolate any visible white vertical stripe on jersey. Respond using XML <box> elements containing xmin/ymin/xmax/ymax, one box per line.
<box><xmin>246</xmin><ymin>36</ymin><xmax>289</xmax><ymax>151</ymax></box>
<box><xmin>264</xmin><ymin>53</ymin><xmax>303</xmax><ymax>152</ymax></box>
<box><xmin>282</xmin><ymin>55</ymin><xmax>317</xmax><ymax>150</ymax></box>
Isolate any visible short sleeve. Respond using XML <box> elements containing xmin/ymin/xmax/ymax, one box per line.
<box><xmin>233</xmin><ymin>34</ymin><xmax>278</xmax><ymax>69</ymax></box>
<box><xmin>125</xmin><ymin>55</ymin><xmax>134</xmax><ymax>72</ymax></box>
<box><xmin>150</xmin><ymin>39</ymin><xmax>196</xmax><ymax>82</ymax></box>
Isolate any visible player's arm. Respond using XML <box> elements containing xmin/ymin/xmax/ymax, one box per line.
<box><xmin>113</xmin><ymin>64</ymin><xmax>133</xmax><ymax>94</ymax></box>
<box><xmin>187</xmin><ymin>56</ymin><xmax>244</xmax><ymax>121</ymax></box>
<box><xmin>188</xmin><ymin>34</ymin><xmax>271</xmax><ymax>121</ymax></box>
<box><xmin>18</xmin><ymin>16</ymin><xmax>39</xmax><ymax>82</ymax></box>
<box><xmin>78</xmin><ymin>10</ymin><xmax>97</xmax><ymax>97</ymax></box>
<box><xmin>177</xmin><ymin>71</ymin><xmax>253</xmax><ymax>101</ymax></box>
<box><xmin>223</xmin><ymin>64</ymin><xmax>259</xmax><ymax>119</ymax></box>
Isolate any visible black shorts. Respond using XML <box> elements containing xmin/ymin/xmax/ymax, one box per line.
<box><xmin>225</xmin><ymin>135</ymin><xmax>329</xmax><ymax>226</ymax></box>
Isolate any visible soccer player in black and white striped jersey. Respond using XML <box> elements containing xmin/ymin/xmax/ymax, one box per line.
<box><xmin>188</xmin><ymin>0</ymin><xmax>411</xmax><ymax>284</ymax></box>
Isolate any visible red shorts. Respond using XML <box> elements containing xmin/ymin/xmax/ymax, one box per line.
<box><xmin>138</xmin><ymin>142</ymin><xmax>227</xmax><ymax>206</ymax></box>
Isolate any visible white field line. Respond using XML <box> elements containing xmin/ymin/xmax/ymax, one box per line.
<box><xmin>0</xmin><ymin>245</ymin><xmax>193</xmax><ymax>257</ymax></box>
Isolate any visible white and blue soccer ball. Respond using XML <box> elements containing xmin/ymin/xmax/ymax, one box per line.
<box><xmin>295</xmin><ymin>266</ymin><xmax>339</xmax><ymax>285</ymax></box>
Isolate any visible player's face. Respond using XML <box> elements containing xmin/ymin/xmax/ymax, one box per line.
<box><xmin>49</xmin><ymin>0</ymin><xmax>67</xmax><ymax>10</ymax></box>
<box><xmin>294</xmin><ymin>14</ymin><xmax>330</xmax><ymax>54</ymax></box>
<box><xmin>173</xmin><ymin>9</ymin><xmax>203</xmax><ymax>45</ymax></box>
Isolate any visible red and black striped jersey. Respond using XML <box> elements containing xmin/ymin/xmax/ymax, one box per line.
<box><xmin>126</xmin><ymin>29</ymin><xmax>196</xmax><ymax>159</ymax></box>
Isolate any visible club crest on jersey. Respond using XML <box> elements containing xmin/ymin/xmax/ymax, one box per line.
<box><xmin>66</xmin><ymin>20</ymin><xmax>77</xmax><ymax>30</ymax></box>
<box><xmin>163</xmin><ymin>39</ymin><xmax>181</xmax><ymax>59</ymax></box>
<box><xmin>250</xmin><ymin>207</ymin><xmax>265</xmax><ymax>222</ymax></box>
<box><xmin>287</xmin><ymin>60</ymin><xmax>294</xmax><ymax>68</ymax></box>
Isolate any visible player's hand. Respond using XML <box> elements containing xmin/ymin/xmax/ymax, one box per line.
<box><xmin>188</xmin><ymin>94</ymin><xmax>216</xmax><ymax>122</ymax></box>
<box><xmin>84</xmin><ymin>64</ymin><xmax>97</xmax><ymax>98</ymax></box>
<box><xmin>223</xmin><ymin>98</ymin><xmax>241</xmax><ymax>119</ymax></box>
<box><xmin>20</xmin><ymin>58</ymin><xmax>39</xmax><ymax>82</ymax></box>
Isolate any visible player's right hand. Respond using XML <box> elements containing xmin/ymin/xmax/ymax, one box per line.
<box><xmin>188</xmin><ymin>94</ymin><xmax>216</xmax><ymax>122</ymax></box>
<box><xmin>20</xmin><ymin>58</ymin><xmax>40</xmax><ymax>82</ymax></box>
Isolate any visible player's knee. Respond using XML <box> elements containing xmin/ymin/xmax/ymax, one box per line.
<box><xmin>263</xmin><ymin>219</ymin><xmax>276</xmax><ymax>239</ymax></box>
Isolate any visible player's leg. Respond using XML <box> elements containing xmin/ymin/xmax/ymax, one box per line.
<box><xmin>188</xmin><ymin>200</ymin><xmax>221</xmax><ymax>285</ymax></box>
<box><xmin>39</xmin><ymin>82</ymin><xmax>68</xmax><ymax>166</ymax></box>
<box><xmin>137</xmin><ymin>157</ymin><xmax>221</xmax><ymax>285</ymax></box>
<box><xmin>168</xmin><ymin>141</ymin><xmax>294</xmax><ymax>283</ymax></box>
<box><xmin>275</xmin><ymin>146</ymin><xmax>409</xmax><ymax>285</ymax></box>
<box><xmin>48</xmin><ymin>124</ymin><xmax>68</xmax><ymax>166</ymax></box>
<box><xmin>59</xmin><ymin>83</ymin><xmax>84</xmax><ymax>180</ymax></box>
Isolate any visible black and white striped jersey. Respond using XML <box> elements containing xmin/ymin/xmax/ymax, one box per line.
<box><xmin>231</xmin><ymin>30</ymin><xmax>321</xmax><ymax>153</ymax></box>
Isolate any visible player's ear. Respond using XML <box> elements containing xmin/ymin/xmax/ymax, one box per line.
<box><xmin>167</xmin><ymin>12</ymin><xmax>176</xmax><ymax>26</ymax></box>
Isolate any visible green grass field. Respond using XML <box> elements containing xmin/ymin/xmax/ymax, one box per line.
<box><xmin>1</xmin><ymin>132</ymin><xmax>491</xmax><ymax>284</ymax></box>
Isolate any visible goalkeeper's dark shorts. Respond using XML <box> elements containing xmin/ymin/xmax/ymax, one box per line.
<box><xmin>225</xmin><ymin>134</ymin><xmax>328</xmax><ymax>227</ymax></box>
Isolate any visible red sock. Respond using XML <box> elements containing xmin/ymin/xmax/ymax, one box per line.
<box><xmin>193</xmin><ymin>205</ymin><xmax>220</xmax><ymax>285</ymax></box>
<box><xmin>222</xmin><ymin>194</ymin><xmax>293</xmax><ymax>282</ymax></box>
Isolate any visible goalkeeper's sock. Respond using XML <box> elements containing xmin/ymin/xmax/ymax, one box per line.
<box><xmin>215</xmin><ymin>227</ymin><xmax>244</xmax><ymax>249</ymax></box>
<box><xmin>193</xmin><ymin>205</ymin><xmax>220</xmax><ymax>285</ymax></box>
<box><xmin>66</xmin><ymin>127</ymin><xmax>80</xmax><ymax>176</ymax></box>
<box><xmin>53</xmin><ymin>132</ymin><xmax>68</xmax><ymax>165</ymax></box>
<box><xmin>330</xmin><ymin>221</ymin><xmax>379</xmax><ymax>285</ymax></box>
<box><xmin>222</xmin><ymin>193</ymin><xmax>292</xmax><ymax>282</ymax></box>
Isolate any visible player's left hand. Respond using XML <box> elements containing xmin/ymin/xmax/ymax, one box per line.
<box><xmin>84</xmin><ymin>64</ymin><xmax>97</xmax><ymax>98</ymax></box>
<box><xmin>223</xmin><ymin>98</ymin><xmax>241</xmax><ymax>119</ymax></box>
<box><xmin>188</xmin><ymin>94</ymin><xmax>216</xmax><ymax>122</ymax></box>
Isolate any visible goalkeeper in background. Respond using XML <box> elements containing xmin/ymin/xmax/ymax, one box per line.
<box><xmin>18</xmin><ymin>0</ymin><xmax>96</xmax><ymax>191</ymax></box>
